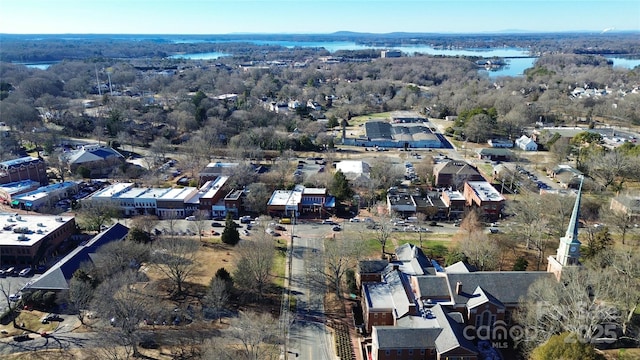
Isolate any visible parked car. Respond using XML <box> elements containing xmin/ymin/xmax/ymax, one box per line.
<box><xmin>211</xmin><ymin>222</ymin><xmax>223</xmax><ymax>227</ymax></box>
<box><xmin>41</xmin><ymin>313</ymin><xmax>62</xmax><ymax>323</ymax></box>
<box><xmin>349</xmin><ymin>218</ymin><xmax>360</xmax><ymax>223</ymax></box>
<box><xmin>321</xmin><ymin>219</ymin><xmax>336</xmax><ymax>225</ymax></box>
<box><xmin>185</xmin><ymin>216</ymin><xmax>196</xmax><ymax>221</ymax></box>
<box><xmin>18</xmin><ymin>267</ymin><xmax>32</xmax><ymax>277</ymax></box>
<box><xmin>332</xmin><ymin>226</ymin><xmax>341</xmax><ymax>231</ymax></box>
<box><xmin>9</xmin><ymin>293</ymin><xmax>21</xmax><ymax>302</ymax></box>
<box><xmin>240</xmin><ymin>216</ymin><xmax>252</xmax><ymax>224</ymax></box>
<box><xmin>275</xmin><ymin>225</ymin><xmax>286</xmax><ymax>231</ymax></box>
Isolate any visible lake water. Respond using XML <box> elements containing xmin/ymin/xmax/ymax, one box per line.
<box><xmin>15</xmin><ymin>38</ymin><xmax>639</xmax><ymax>76</ymax></box>
<box><xmin>168</xmin><ymin>52</ymin><xmax>230</xmax><ymax>60</ymax></box>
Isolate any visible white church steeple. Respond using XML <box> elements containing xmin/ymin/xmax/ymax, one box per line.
<box><xmin>547</xmin><ymin>176</ymin><xmax>584</xmax><ymax>279</ymax></box>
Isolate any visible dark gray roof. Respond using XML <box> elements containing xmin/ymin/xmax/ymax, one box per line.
<box><xmin>24</xmin><ymin>223</ymin><xmax>129</xmax><ymax>292</ymax></box>
<box><xmin>433</xmin><ymin>161</ymin><xmax>481</xmax><ymax>176</ymax></box>
<box><xmin>415</xmin><ymin>276</ymin><xmax>451</xmax><ymax>299</ymax></box>
<box><xmin>614</xmin><ymin>195</ymin><xmax>640</xmax><ymax>211</ymax></box>
<box><xmin>374</xmin><ymin>326</ymin><xmax>441</xmax><ymax>349</ymax></box>
<box><xmin>446</xmin><ymin>272</ymin><xmax>554</xmax><ymax>306</ymax></box>
<box><xmin>358</xmin><ymin>259</ymin><xmax>389</xmax><ymax>274</ymax></box>
<box><xmin>477</xmin><ymin>148</ymin><xmax>513</xmax><ymax>156</ymax></box>
<box><xmin>364</xmin><ymin>121</ymin><xmax>393</xmax><ymax>140</ymax></box>
<box><xmin>432</xmin><ymin>304</ymin><xmax>478</xmax><ymax>354</ymax></box>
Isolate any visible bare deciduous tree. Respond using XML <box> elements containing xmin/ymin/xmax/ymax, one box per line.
<box><xmin>459</xmin><ymin>231</ymin><xmax>500</xmax><ymax>271</ymax></box>
<box><xmin>321</xmin><ymin>232</ymin><xmax>366</xmax><ymax>296</ymax></box>
<box><xmin>516</xmin><ymin>267</ymin><xmax>621</xmax><ymax>352</ymax></box>
<box><xmin>151</xmin><ymin>237</ymin><xmax>200</xmax><ymax>296</ymax></box>
<box><xmin>202</xmin><ymin>310</ymin><xmax>281</xmax><ymax>360</ymax></box>
<box><xmin>68</xmin><ymin>277</ymin><xmax>95</xmax><ymax>325</ymax></box>
<box><xmin>371</xmin><ymin>203</ymin><xmax>395</xmax><ymax>258</ymax></box>
<box><xmin>92</xmin><ymin>240</ymin><xmax>150</xmax><ymax>281</ymax></box>
<box><xmin>233</xmin><ymin>231</ymin><xmax>275</xmax><ymax>298</ymax></box>
<box><xmin>203</xmin><ymin>277</ymin><xmax>229</xmax><ymax>323</ymax></box>
<box><xmin>92</xmin><ymin>270</ymin><xmax>157</xmax><ymax>358</ymax></box>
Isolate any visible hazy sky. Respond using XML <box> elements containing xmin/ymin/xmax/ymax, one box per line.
<box><xmin>0</xmin><ymin>0</ymin><xmax>638</xmax><ymax>34</ymax></box>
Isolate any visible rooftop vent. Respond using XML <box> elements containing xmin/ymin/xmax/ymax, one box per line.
<box><xmin>55</xmin><ymin>216</ymin><xmax>63</xmax><ymax>222</ymax></box>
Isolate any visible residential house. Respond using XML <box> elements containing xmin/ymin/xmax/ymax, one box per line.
<box><xmin>549</xmin><ymin>165</ymin><xmax>583</xmax><ymax>189</ymax></box>
<box><xmin>487</xmin><ymin>139</ymin><xmax>513</xmax><ymax>148</ymax></box>
<box><xmin>515</xmin><ymin>135</ymin><xmax>538</xmax><ymax>151</ymax></box>
<box><xmin>610</xmin><ymin>194</ymin><xmax>640</xmax><ymax>221</ymax></box>
<box><xmin>476</xmin><ymin>148</ymin><xmax>513</xmax><ymax>162</ymax></box>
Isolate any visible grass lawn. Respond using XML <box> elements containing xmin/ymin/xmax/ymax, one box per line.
<box><xmin>0</xmin><ymin>310</ymin><xmax>59</xmax><ymax>339</ymax></box>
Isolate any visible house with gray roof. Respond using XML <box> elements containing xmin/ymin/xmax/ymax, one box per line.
<box><xmin>610</xmin><ymin>193</ymin><xmax>640</xmax><ymax>221</ymax></box>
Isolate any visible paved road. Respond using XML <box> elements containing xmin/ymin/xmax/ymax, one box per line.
<box><xmin>285</xmin><ymin>223</ymin><xmax>336</xmax><ymax>360</ymax></box>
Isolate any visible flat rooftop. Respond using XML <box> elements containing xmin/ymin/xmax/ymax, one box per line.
<box><xmin>14</xmin><ymin>181</ymin><xmax>79</xmax><ymax>202</ymax></box>
<box><xmin>0</xmin><ymin>214</ymin><xmax>74</xmax><ymax>247</ymax></box>
<box><xmin>201</xmin><ymin>176</ymin><xmax>229</xmax><ymax>199</ymax></box>
<box><xmin>0</xmin><ymin>156</ymin><xmax>40</xmax><ymax>168</ymax></box>
<box><xmin>466</xmin><ymin>181</ymin><xmax>504</xmax><ymax>202</ymax></box>
<box><xmin>90</xmin><ymin>183</ymin><xmax>134</xmax><ymax>199</ymax></box>
<box><xmin>0</xmin><ymin>180</ymin><xmax>40</xmax><ymax>195</ymax></box>
<box><xmin>268</xmin><ymin>190</ymin><xmax>302</xmax><ymax>207</ymax></box>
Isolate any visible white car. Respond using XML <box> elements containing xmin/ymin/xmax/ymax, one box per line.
<box><xmin>185</xmin><ymin>216</ymin><xmax>196</xmax><ymax>221</ymax></box>
<box><xmin>349</xmin><ymin>218</ymin><xmax>360</xmax><ymax>223</ymax></box>
<box><xmin>18</xmin><ymin>268</ymin><xmax>32</xmax><ymax>277</ymax></box>
<box><xmin>9</xmin><ymin>293</ymin><xmax>21</xmax><ymax>302</ymax></box>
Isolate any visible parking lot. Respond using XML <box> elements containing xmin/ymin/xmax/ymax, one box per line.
<box><xmin>0</xmin><ymin>272</ymin><xmax>37</xmax><ymax>313</ymax></box>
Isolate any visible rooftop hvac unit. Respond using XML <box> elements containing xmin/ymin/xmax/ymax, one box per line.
<box><xmin>55</xmin><ymin>216</ymin><xmax>63</xmax><ymax>222</ymax></box>
<box><xmin>15</xmin><ymin>215</ymin><xmax>22</xmax><ymax>221</ymax></box>
<box><xmin>17</xmin><ymin>234</ymin><xmax>28</xmax><ymax>241</ymax></box>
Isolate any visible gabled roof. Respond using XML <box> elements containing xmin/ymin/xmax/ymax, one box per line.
<box><xmin>394</xmin><ymin>243</ymin><xmax>435</xmax><ymax>275</ymax></box>
<box><xmin>358</xmin><ymin>259</ymin><xmax>389</xmax><ymax>274</ymax></box>
<box><xmin>24</xmin><ymin>223</ymin><xmax>129</xmax><ymax>292</ymax></box>
<box><xmin>476</xmin><ymin>148</ymin><xmax>513</xmax><ymax>156</ymax></box>
<box><xmin>433</xmin><ymin>161</ymin><xmax>480</xmax><ymax>176</ymax></box>
<box><xmin>414</xmin><ymin>275</ymin><xmax>451</xmax><ymax>299</ymax></box>
<box><xmin>374</xmin><ymin>326</ymin><xmax>442</xmax><ymax>349</ymax></box>
<box><xmin>446</xmin><ymin>272</ymin><xmax>554</xmax><ymax>306</ymax></box>
<box><xmin>466</xmin><ymin>286</ymin><xmax>505</xmax><ymax>309</ymax></box>
<box><xmin>432</xmin><ymin>304</ymin><xmax>478</xmax><ymax>354</ymax></box>
<box><xmin>445</xmin><ymin>261</ymin><xmax>476</xmax><ymax>273</ymax></box>
<box><xmin>63</xmin><ymin>145</ymin><xmax>124</xmax><ymax>165</ymax></box>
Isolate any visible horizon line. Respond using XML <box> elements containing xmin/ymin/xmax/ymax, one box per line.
<box><xmin>1</xmin><ymin>29</ymin><xmax>639</xmax><ymax>36</ymax></box>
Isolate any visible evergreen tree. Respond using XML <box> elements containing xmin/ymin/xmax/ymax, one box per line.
<box><xmin>331</xmin><ymin>170</ymin><xmax>353</xmax><ymax>201</ymax></box>
<box><xmin>221</xmin><ymin>213</ymin><xmax>240</xmax><ymax>246</ymax></box>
